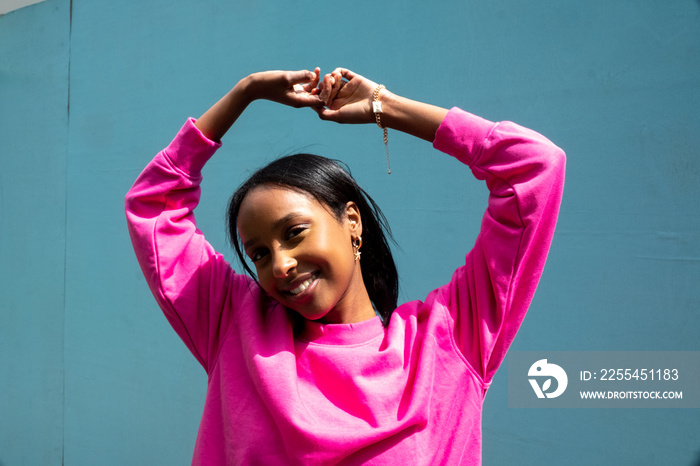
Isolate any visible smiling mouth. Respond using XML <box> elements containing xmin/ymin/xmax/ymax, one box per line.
<box><xmin>284</xmin><ymin>272</ymin><xmax>319</xmax><ymax>296</ymax></box>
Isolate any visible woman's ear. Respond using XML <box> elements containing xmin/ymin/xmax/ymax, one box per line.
<box><xmin>345</xmin><ymin>201</ymin><xmax>362</xmax><ymax>236</ymax></box>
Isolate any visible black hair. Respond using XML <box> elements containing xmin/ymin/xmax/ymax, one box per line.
<box><xmin>227</xmin><ymin>153</ymin><xmax>398</xmax><ymax>326</ymax></box>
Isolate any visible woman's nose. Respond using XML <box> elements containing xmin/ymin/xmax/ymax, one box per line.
<box><xmin>272</xmin><ymin>250</ymin><xmax>297</xmax><ymax>278</ymax></box>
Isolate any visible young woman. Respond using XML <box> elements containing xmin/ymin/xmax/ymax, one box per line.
<box><xmin>126</xmin><ymin>67</ymin><xmax>565</xmax><ymax>464</ymax></box>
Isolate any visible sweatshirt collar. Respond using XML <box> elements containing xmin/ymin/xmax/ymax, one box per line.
<box><xmin>298</xmin><ymin>316</ymin><xmax>384</xmax><ymax>346</ymax></box>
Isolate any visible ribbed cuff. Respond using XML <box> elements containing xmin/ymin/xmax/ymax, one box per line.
<box><xmin>433</xmin><ymin>107</ymin><xmax>495</xmax><ymax>167</ymax></box>
<box><xmin>163</xmin><ymin>118</ymin><xmax>222</xmax><ymax>177</ymax></box>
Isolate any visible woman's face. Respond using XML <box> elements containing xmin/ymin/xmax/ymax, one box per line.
<box><xmin>237</xmin><ymin>185</ymin><xmax>374</xmax><ymax>324</ymax></box>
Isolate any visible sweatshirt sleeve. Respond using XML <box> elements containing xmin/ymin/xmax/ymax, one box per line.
<box><xmin>433</xmin><ymin>108</ymin><xmax>566</xmax><ymax>384</ymax></box>
<box><xmin>125</xmin><ymin>118</ymin><xmax>246</xmax><ymax>372</ymax></box>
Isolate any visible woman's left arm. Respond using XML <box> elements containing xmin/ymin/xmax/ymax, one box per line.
<box><xmin>436</xmin><ymin>110</ymin><xmax>566</xmax><ymax>383</ymax></box>
<box><xmin>316</xmin><ymin>70</ymin><xmax>566</xmax><ymax>382</ymax></box>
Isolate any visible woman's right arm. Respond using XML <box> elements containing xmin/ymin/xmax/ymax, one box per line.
<box><xmin>125</xmin><ymin>119</ymin><xmax>226</xmax><ymax>371</ymax></box>
<box><xmin>125</xmin><ymin>70</ymin><xmax>324</xmax><ymax>370</ymax></box>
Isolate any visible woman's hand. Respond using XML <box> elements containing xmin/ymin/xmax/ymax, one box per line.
<box><xmin>314</xmin><ymin>67</ymin><xmax>449</xmax><ymax>142</ymax></box>
<box><xmin>195</xmin><ymin>68</ymin><xmax>324</xmax><ymax>141</ymax></box>
<box><xmin>245</xmin><ymin>68</ymin><xmax>325</xmax><ymax>108</ymax></box>
<box><xmin>314</xmin><ymin>68</ymin><xmax>380</xmax><ymax>124</ymax></box>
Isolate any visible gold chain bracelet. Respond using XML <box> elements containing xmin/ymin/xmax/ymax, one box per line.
<box><xmin>372</xmin><ymin>84</ymin><xmax>391</xmax><ymax>174</ymax></box>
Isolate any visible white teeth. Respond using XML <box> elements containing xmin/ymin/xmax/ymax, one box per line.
<box><xmin>288</xmin><ymin>276</ymin><xmax>316</xmax><ymax>295</ymax></box>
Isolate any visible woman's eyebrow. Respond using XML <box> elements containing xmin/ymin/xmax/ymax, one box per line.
<box><xmin>272</xmin><ymin>212</ymin><xmax>306</xmax><ymax>231</ymax></box>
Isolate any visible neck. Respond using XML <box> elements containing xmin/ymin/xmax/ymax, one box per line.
<box><xmin>318</xmin><ymin>265</ymin><xmax>375</xmax><ymax>324</ymax></box>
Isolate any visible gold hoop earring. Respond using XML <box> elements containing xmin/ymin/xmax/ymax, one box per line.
<box><xmin>353</xmin><ymin>236</ymin><xmax>363</xmax><ymax>262</ymax></box>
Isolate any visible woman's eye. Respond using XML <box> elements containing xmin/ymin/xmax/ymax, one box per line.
<box><xmin>286</xmin><ymin>226</ymin><xmax>307</xmax><ymax>240</ymax></box>
<box><xmin>250</xmin><ymin>249</ymin><xmax>268</xmax><ymax>262</ymax></box>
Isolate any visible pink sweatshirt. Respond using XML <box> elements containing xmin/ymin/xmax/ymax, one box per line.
<box><xmin>125</xmin><ymin>108</ymin><xmax>565</xmax><ymax>465</ymax></box>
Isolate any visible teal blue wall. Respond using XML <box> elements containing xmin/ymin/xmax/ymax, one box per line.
<box><xmin>1</xmin><ymin>0</ymin><xmax>699</xmax><ymax>464</ymax></box>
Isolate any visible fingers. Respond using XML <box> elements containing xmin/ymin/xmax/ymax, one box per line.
<box><xmin>332</xmin><ymin>68</ymin><xmax>358</xmax><ymax>82</ymax></box>
<box><xmin>303</xmin><ymin>67</ymin><xmax>321</xmax><ymax>92</ymax></box>
<box><xmin>317</xmin><ymin>69</ymin><xmax>346</xmax><ymax>106</ymax></box>
<box><xmin>327</xmin><ymin>70</ymin><xmax>343</xmax><ymax>105</ymax></box>
<box><xmin>273</xmin><ymin>67</ymin><xmax>364</xmax><ymax>110</ymax></box>
<box><xmin>289</xmin><ymin>68</ymin><xmax>325</xmax><ymax>106</ymax></box>
<box><xmin>293</xmin><ymin>92</ymin><xmax>325</xmax><ymax>108</ymax></box>
<box><xmin>318</xmin><ymin>73</ymin><xmax>336</xmax><ymax>105</ymax></box>
<box><xmin>283</xmin><ymin>67</ymin><xmax>358</xmax><ymax>90</ymax></box>
<box><xmin>290</xmin><ymin>67</ymin><xmax>320</xmax><ymax>93</ymax></box>
<box><xmin>312</xmin><ymin>106</ymin><xmax>340</xmax><ymax>122</ymax></box>
<box><xmin>288</xmin><ymin>68</ymin><xmax>318</xmax><ymax>85</ymax></box>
